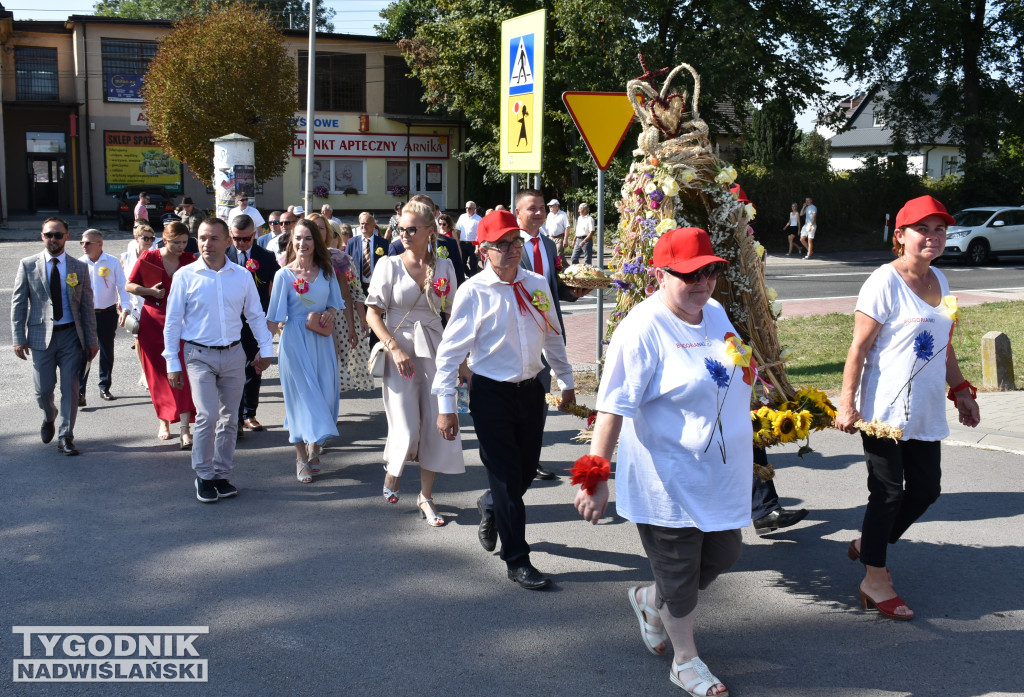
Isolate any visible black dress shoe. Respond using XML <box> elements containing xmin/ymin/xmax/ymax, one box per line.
<box><xmin>57</xmin><ymin>437</ymin><xmax>79</xmax><ymax>456</ymax></box>
<box><xmin>535</xmin><ymin>465</ymin><xmax>557</xmax><ymax>480</ymax></box>
<box><xmin>100</xmin><ymin>390</ymin><xmax>115</xmax><ymax>401</ymax></box>
<box><xmin>507</xmin><ymin>564</ymin><xmax>551</xmax><ymax>590</ymax></box>
<box><xmin>477</xmin><ymin>495</ymin><xmax>497</xmax><ymax>552</ymax></box>
<box><xmin>78</xmin><ymin>394</ymin><xmax>87</xmax><ymax>407</ymax></box>
<box><xmin>41</xmin><ymin>419</ymin><xmax>55</xmax><ymax>444</ymax></box>
<box><xmin>753</xmin><ymin>507</ymin><xmax>809</xmax><ymax>535</ymax></box>
<box><xmin>236</xmin><ymin>421</ymin><xmax>244</xmax><ymax>440</ymax></box>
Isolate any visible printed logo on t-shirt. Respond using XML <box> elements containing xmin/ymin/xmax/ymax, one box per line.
<box><xmin>902</xmin><ymin>317</ymin><xmax>935</xmax><ymax>324</ymax></box>
<box><xmin>676</xmin><ymin>342</ymin><xmax>706</xmax><ymax>349</ymax></box>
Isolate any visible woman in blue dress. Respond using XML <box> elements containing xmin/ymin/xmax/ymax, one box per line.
<box><xmin>267</xmin><ymin>219</ymin><xmax>344</xmax><ymax>483</ymax></box>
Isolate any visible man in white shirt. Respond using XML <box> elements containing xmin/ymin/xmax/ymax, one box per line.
<box><xmin>433</xmin><ymin>211</ymin><xmax>576</xmax><ymax>590</ymax></box>
<box><xmin>321</xmin><ymin>204</ymin><xmax>342</xmax><ymax>227</ymax></box>
<box><xmin>266</xmin><ymin>210</ymin><xmax>296</xmax><ymax>257</ymax></box>
<box><xmin>545</xmin><ymin>198</ymin><xmax>570</xmax><ymax>255</ymax></box>
<box><xmin>570</xmin><ymin>202</ymin><xmax>596</xmax><ymax>265</ymax></box>
<box><xmin>226</xmin><ymin>195</ymin><xmax>265</xmax><ymax>230</ymax></box>
<box><xmin>78</xmin><ymin>229</ymin><xmax>131</xmax><ymax>404</ymax></box>
<box><xmin>164</xmin><ymin>218</ymin><xmax>274</xmax><ymax>504</ymax></box>
<box><xmin>455</xmin><ymin>200</ymin><xmax>482</xmax><ymax>277</ymax></box>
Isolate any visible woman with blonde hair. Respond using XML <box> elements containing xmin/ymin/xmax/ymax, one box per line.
<box><xmin>125</xmin><ymin>221</ymin><xmax>195</xmax><ymax>447</ymax></box>
<box><xmin>365</xmin><ymin>200</ymin><xmax>465</xmax><ymax>525</ymax></box>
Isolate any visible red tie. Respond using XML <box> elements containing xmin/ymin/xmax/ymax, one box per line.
<box><xmin>532</xmin><ymin>237</ymin><xmax>544</xmax><ymax>276</ymax></box>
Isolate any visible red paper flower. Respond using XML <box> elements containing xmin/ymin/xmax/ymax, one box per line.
<box><xmin>245</xmin><ymin>258</ymin><xmax>259</xmax><ymax>272</ymax></box>
<box><xmin>344</xmin><ymin>269</ymin><xmax>355</xmax><ymax>282</ymax></box>
<box><xmin>569</xmin><ymin>455</ymin><xmax>611</xmax><ymax>495</ymax></box>
<box><xmin>585</xmin><ymin>411</ymin><xmax>597</xmax><ymax>429</ymax></box>
<box><xmin>293</xmin><ymin>278</ymin><xmax>309</xmax><ymax>294</ymax></box>
<box><xmin>555</xmin><ymin>255</ymin><xmax>563</xmax><ymax>271</ymax></box>
<box><xmin>432</xmin><ymin>278</ymin><xmax>450</xmax><ymax>297</ymax></box>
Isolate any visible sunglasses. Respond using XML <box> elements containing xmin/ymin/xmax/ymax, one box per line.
<box><xmin>43</xmin><ymin>232</ymin><xmax>65</xmax><ymax>239</ymax></box>
<box><xmin>397</xmin><ymin>226</ymin><xmax>427</xmax><ymax>237</ymax></box>
<box><xmin>231</xmin><ymin>235</ymin><xmax>254</xmax><ymax>242</ymax></box>
<box><xmin>138</xmin><ymin>236</ymin><xmax>155</xmax><ymax>241</ymax></box>
<box><xmin>269</xmin><ymin>221</ymin><xmax>281</xmax><ymax>226</ymax></box>
<box><xmin>664</xmin><ymin>263</ymin><xmax>721</xmax><ymax>284</ymax></box>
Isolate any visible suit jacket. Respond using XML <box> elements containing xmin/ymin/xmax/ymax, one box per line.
<box><xmin>227</xmin><ymin>244</ymin><xmax>279</xmax><ymax>312</ymax></box>
<box><xmin>11</xmin><ymin>251</ymin><xmax>98</xmax><ymax>351</ymax></box>
<box><xmin>520</xmin><ymin>233</ymin><xmax>576</xmax><ymax>338</ymax></box>
<box><xmin>387</xmin><ymin>235</ymin><xmax>465</xmax><ymax>287</ymax></box>
<box><xmin>346</xmin><ymin>233</ymin><xmax>387</xmax><ymax>283</ymax></box>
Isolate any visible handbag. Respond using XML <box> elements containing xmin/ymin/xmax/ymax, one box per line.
<box><xmin>305</xmin><ymin>311</ymin><xmax>334</xmax><ymax>337</ymax></box>
<box><xmin>124</xmin><ymin>312</ymin><xmax>140</xmax><ymax>336</ymax></box>
<box><xmin>366</xmin><ymin>294</ymin><xmax>421</xmax><ymax>378</ymax></box>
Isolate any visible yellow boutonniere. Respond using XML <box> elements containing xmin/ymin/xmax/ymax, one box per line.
<box><xmin>724</xmin><ymin>334</ymin><xmax>752</xmax><ymax>367</ymax></box>
<box><xmin>374</xmin><ymin>246</ymin><xmax>384</xmax><ymax>256</ymax></box>
<box><xmin>66</xmin><ymin>273</ymin><xmax>79</xmax><ymax>288</ymax></box>
<box><xmin>97</xmin><ymin>266</ymin><xmax>110</xmax><ymax>278</ymax></box>
<box><xmin>942</xmin><ymin>295</ymin><xmax>960</xmax><ymax>322</ymax></box>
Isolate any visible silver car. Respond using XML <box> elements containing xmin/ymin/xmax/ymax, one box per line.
<box><xmin>945</xmin><ymin>206</ymin><xmax>1024</xmax><ymax>265</ymax></box>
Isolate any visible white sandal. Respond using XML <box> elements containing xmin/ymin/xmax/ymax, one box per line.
<box><xmin>417</xmin><ymin>495</ymin><xmax>446</xmax><ymax>527</ymax></box>
<box><xmin>628</xmin><ymin>585</ymin><xmax>668</xmax><ymax>655</ymax></box>
<box><xmin>670</xmin><ymin>657</ymin><xmax>728</xmax><ymax>697</ymax></box>
<box><xmin>296</xmin><ymin>459</ymin><xmax>312</xmax><ymax>483</ymax></box>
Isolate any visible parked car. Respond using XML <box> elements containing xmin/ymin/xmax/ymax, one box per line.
<box><xmin>118</xmin><ymin>185</ymin><xmax>175</xmax><ymax>231</ymax></box>
<box><xmin>944</xmin><ymin>206</ymin><xmax>1024</xmax><ymax>265</ymax></box>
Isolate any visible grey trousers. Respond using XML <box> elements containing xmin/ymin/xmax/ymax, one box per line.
<box><xmin>33</xmin><ymin>326</ymin><xmax>84</xmax><ymax>440</ymax></box>
<box><xmin>185</xmin><ymin>343</ymin><xmax>246</xmax><ymax>480</ymax></box>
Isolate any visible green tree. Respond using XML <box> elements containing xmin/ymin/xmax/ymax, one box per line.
<box><xmin>840</xmin><ymin>0</ymin><xmax>1024</xmax><ymax>198</ymax></box>
<box><xmin>93</xmin><ymin>0</ymin><xmax>336</xmax><ymax>31</ymax></box>
<box><xmin>747</xmin><ymin>99</ymin><xmax>799</xmax><ymax>167</ymax></box>
<box><xmin>141</xmin><ymin>3</ymin><xmax>298</xmax><ymax>186</ymax></box>
<box><xmin>379</xmin><ymin>0</ymin><xmax>850</xmax><ymax>193</ymax></box>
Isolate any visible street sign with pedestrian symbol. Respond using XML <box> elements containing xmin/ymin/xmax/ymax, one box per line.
<box><xmin>500</xmin><ymin>9</ymin><xmax>545</xmax><ymax>173</ymax></box>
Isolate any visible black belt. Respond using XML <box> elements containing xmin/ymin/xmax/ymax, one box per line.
<box><xmin>187</xmin><ymin>339</ymin><xmax>241</xmax><ymax>351</ymax></box>
<box><xmin>53</xmin><ymin>322</ymin><xmax>75</xmax><ymax>332</ymax></box>
<box><xmin>474</xmin><ymin>373</ymin><xmax>535</xmax><ymax>388</ymax></box>
<box><xmin>95</xmin><ymin>305</ymin><xmax>117</xmax><ymax>313</ymax></box>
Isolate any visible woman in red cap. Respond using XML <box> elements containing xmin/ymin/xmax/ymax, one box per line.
<box><xmin>835</xmin><ymin>195</ymin><xmax>980</xmax><ymax>620</ymax></box>
<box><xmin>574</xmin><ymin>227</ymin><xmax>750</xmax><ymax>696</ymax></box>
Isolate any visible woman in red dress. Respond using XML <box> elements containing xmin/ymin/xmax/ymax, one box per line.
<box><xmin>126</xmin><ymin>221</ymin><xmax>196</xmax><ymax>448</ymax></box>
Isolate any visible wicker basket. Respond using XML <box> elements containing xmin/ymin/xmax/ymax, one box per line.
<box><xmin>560</xmin><ymin>265</ymin><xmax>615</xmax><ymax>289</ymax></box>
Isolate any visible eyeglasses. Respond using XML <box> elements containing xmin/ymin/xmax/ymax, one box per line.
<box><xmin>397</xmin><ymin>226</ymin><xmax>428</xmax><ymax>237</ymax></box>
<box><xmin>43</xmin><ymin>233</ymin><xmax>64</xmax><ymax>239</ymax></box>
<box><xmin>231</xmin><ymin>235</ymin><xmax>254</xmax><ymax>242</ymax></box>
<box><xmin>485</xmin><ymin>238</ymin><xmax>525</xmax><ymax>253</ymax></box>
<box><xmin>269</xmin><ymin>221</ymin><xmax>281</xmax><ymax>226</ymax></box>
<box><xmin>138</xmin><ymin>236</ymin><xmax>155</xmax><ymax>241</ymax></box>
<box><xmin>664</xmin><ymin>263</ymin><xmax>721</xmax><ymax>284</ymax></box>
<box><xmin>280</xmin><ymin>220</ymin><xmax>295</xmax><ymax>226</ymax></box>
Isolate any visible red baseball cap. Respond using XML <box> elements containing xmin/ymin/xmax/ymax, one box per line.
<box><xmin>476</xmin><ymin>210</ymin><xmax>522</xmax><ymax>243</ymax></box>
<box><xmin>652</xmin><ymin>227</ymin><xmax>728</xmax><ymax>274</ymax></box>
<box><xmin>895</xmin><ymin>195</ymin><xmax>955</xmax><ymax>228</ymax></box>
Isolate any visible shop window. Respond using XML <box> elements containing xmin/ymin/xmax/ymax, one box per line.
<box><xmin>384</xmin><ymin>56</ymin><xmax>427</xmax><ymax>115</ymax></box>
<box><xmin>26</xmin><ymin>131</ymin><xmax>66</xmax><ymax>153</ymax></box>
<box><xmin>15</xmin><ymin>47</ymin><xmax>59</xmax><ymax>101</ymax></box>
<box><xmin>298</xmin><ymin>52</ymin><xmax>366</xmax><ymax>112</ymax></box>
<box><xmin>386</xmin><ymin>160</ymin><xmax>408</xmax><ymax>195</ymax></box>
<box><xmin>300</xmin><ymin>159</ymin><xmax>366</xmax><ymax>194</ymax></box>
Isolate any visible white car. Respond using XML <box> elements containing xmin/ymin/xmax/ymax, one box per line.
<box><xmin>945</xmin><ymin>206</ymin><xmax>1024</xmax><ymax>265</ymax></box>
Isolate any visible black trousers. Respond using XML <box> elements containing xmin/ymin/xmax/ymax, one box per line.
<box><xmin>750</xmin><ymin>446</ymin><xmax>779</xmax><ymax>520</ymax></box>
<box><xmin>460</xmin><ymin>242</ymin><xmax>479</xmax><ymax>277</ymax></box>
<box><xmin>470</xmin><ymin>374</ymin><xmax>544</xmax><ymax>569</ymax></box>
<box><xmin>80</xmin><ymin>307</ymin><xmax>117</xmax><ymax>394</ymax></box>
<box><xmin>237</xmin><ymin>323</ymin><xmax>262</xmax><ymax>420</ymax></box>
<box><xmin>859</xmin><ymin>434</ymin><xmax>941</xmax><ymax>567</ymax></box>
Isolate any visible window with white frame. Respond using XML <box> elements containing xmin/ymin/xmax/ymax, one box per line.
<box><xmin>299</xmin><ymin>159</ymin><xmax>366</xmax><ymax>194</ymax></box>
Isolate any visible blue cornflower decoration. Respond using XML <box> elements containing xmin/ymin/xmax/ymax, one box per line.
<box><xmin>613</xmin><ymin>279</ymin><xmax>632</xmax><ymax>292</ymax></box>
<box><xmin>621</xmin><ymin>257</ymin><xmax>645</xmax><ymax>275</ymax></box>
<box><xmin>913</xmin><ymin>331</ymin><xmax>934</xmax><ymax>360</ymax></box>
<box><xmin>704</xmin><ymin>358</ymin><xmax>730</xmax><ymax>388</ymax></box>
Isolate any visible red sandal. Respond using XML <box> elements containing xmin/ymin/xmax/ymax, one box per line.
<box><xmin>859</xmin><ymin>588</ymin><xmax>914</xmax><ymax>621</ymax></box>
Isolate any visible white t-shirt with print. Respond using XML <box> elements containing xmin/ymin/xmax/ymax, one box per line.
<box><xmin>596</xmin><ymin>295</ymin><xmax>753</xmax><ymax>531</ymax></box>
<box><xmin>855</xmin><ymin>264</ymin><xmax>954</xmax><ymax>441</ymax></box>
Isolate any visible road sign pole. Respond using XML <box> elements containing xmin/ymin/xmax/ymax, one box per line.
<box><xmin>595</xmin><ymin>166</ymin><xmax>605</xmax><ymax>381</ymax></box>
<box><xmin>511</xmin><ymin>174</ymin><xmax>518</xmax><ymax>211</ymax></box>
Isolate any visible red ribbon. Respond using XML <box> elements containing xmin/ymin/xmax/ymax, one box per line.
<box><xmin>509</xmin><ymin>280</ymin><xmax>560</xmax><ymax>335</ymax></box>
<box><xmin>570</xmin><ymin>455</ymin><xmax>611</xmax><ymax>495</ymax></box>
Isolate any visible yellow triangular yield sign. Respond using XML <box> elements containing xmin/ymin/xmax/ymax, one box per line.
<box><xmin>562</xmin><ymin>92</ymin><xmax>636</xmax><ymax>170</ymax></box>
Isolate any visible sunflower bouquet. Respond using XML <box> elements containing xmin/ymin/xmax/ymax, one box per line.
<box><xmin>751</xmin><ymin>386</ymin><xmax>837</xmax><ymax>456</ymax></box>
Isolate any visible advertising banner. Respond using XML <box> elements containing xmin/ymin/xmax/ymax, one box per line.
<box><xmin>104</xmin><ymin>131</ymin><xmax>182</xmax><ymax>194</ymax></box>
<box><xmin>106</xmin><ymin>74</ymin><xmax>145</xmax><ymax>103</ymax></box>
<box><xmin>293</xmin><ymin>132</ymin><xmax>449</xmax><ymax>159</ymax></box>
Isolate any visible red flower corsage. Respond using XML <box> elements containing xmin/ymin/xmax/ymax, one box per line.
<box><xmin>432</xmin><ymin>277</ymin><xmax>450</xmax><ymax>311</ymax></box>
<box><xmin>245</xmin><ymin>258</ymin><xmax>259</xmax><ymax>272</ymax></box>
<box><xmin>569</xmin><ymin>455</ymin><xmax>610</xmax><ymax>495</ymax></box>
<box><xmin>293</xmin><ymin>278</ymin><xmax>309</xmax><ymax>294</ymax></box>
<box><xmin>554</xmin><ymin>255</ymin><xmax>563</xmax><ymax>271</ymax></box>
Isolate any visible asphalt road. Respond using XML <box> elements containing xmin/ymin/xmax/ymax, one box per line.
<box><xmin>2</xmin><ymin>238</ymin><xmax>1023</xmax><ymax>696</ymax></box>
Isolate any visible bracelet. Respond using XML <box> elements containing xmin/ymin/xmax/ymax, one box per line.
<box><xmin>947</xmin><ymin>380</ymin><xmax>977</xmax><ymax>406</ymax></box>
<box><xmin>384</xmin><ymin>337</ymin><xmax>394</xmax><ymax>350</ymax></box>
<box><xmin>570</xmin><ymin>455</ymin><xmax>611</xmax><ymax>495</ymax></box>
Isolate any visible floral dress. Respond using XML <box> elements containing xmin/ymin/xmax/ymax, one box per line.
<box><xmin>328</xmin><ymin>249</ymin><xmax>374</xmax><ymax>392</ymax></box>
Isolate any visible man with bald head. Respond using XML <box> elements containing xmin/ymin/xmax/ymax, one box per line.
<box><xmin>78</xmin><ymin>229</ymin><xmax>131</xmax><ymax>404</ymax></box>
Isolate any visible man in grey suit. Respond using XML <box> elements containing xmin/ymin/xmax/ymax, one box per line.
<box><xmin>11</xmin><ymin>217</ymin><xmax>99</xmax><ymax>455</ymax></box>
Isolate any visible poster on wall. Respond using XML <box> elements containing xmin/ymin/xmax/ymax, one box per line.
<box><xmin>234</xmin><ymin>165</ymin><xmax>255</xmax><ymax>198</ymax></box>
<box><xmin>104</xmin><ymin>131</ymin><xmax>182</xmax><ymax>194</ymax></box>
<box><xmin>106</xmin><ymin>74</ymin><xmax>145</xmax><ymax>103</ymax></box>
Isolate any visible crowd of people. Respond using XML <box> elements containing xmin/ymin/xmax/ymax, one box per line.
<box><xmin>11</xmin><ymin>193</ymin><xmax>979</xmax><ymax>696</ymax></box>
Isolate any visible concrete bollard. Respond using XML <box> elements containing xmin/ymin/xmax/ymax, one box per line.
<box><xmin>981</xmin><ymin>331</ymin><xmax>1016</xmax><ymax>390</ymax></box>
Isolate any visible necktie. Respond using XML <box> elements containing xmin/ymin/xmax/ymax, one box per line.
<box><xmin>241</xmin><ymin>251</ymin><xmax>248</xmax><ymax>266</ymax></box>
<box><xmin>50</xmin><ymin>258</ymin><xmax>63</xmax><ymax>321</ymax></box>
<box><xmin>363</xmin><ymin>238</ymin><xmax>371</xmax><ymax>278</ymax></box>
<box><xmin>532</xmin><ymin>237</ymin><xmax>544</xmax><ymax>276</ymax></box>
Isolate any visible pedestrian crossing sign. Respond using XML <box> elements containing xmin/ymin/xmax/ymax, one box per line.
<box><xmin>499</xmin><ymin>9</ymin><xmax>545</xmax><ymax>173</ymax></box>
